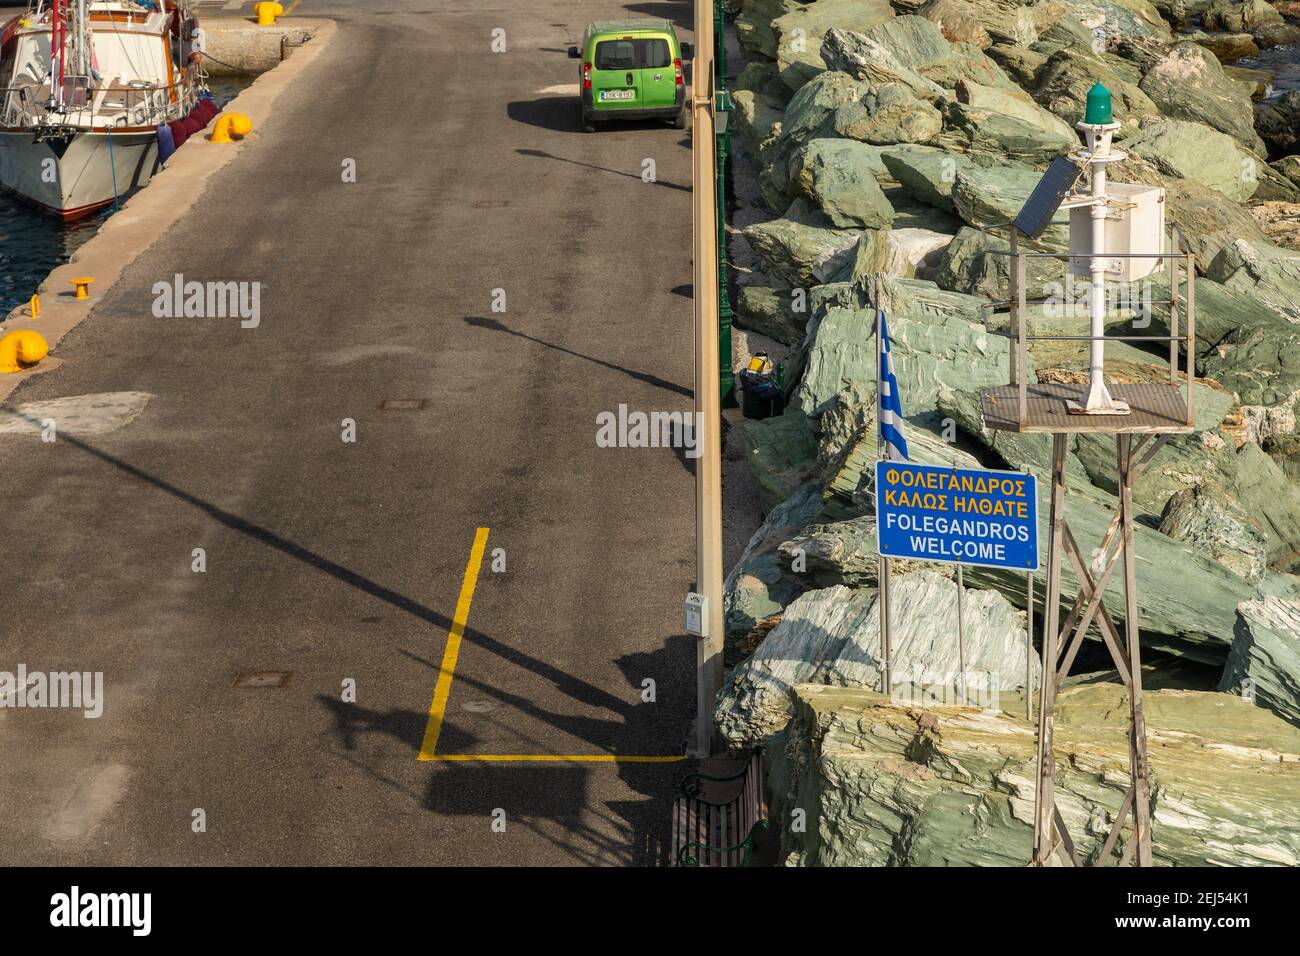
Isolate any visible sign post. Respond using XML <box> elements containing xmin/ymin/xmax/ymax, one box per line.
<box><xmin>874</xmin><ymin>460</ymin><xmax>1039</xmax><ymax>708</ymax></box>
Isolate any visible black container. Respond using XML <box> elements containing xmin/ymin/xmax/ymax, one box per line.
<box><xmin>739</xmin><ymin>369</ymin><xmax>785</xmax><ymax>420</ymax></box>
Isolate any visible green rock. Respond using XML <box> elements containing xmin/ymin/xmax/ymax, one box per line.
<box><xmin>847</xmin><ymin>228</ymin><xmax>892</xmax><ymax>281</ymax></box>
<box><xmin>1160</xmin><ymin>486</ymin><xmax>1269</xmax><ymax>581</ymax></box>
<box><xmin>788</xmin><ymin>139</ymin><xmax>897</xmax><ymax>228</ymax></box>
<box><xmin>715</xmin><ymin>571</ymin><xmax>1037</xmax><ymax>749</ymax></box>
<box><xmin>820</xmin><ymin>17</ymin><xmax>1018</xmax><ymax>94</ymax></box>
<box><xmin>1075</xmin><ymin>434</ymin><xmax>1300</xmax><ymax>572</ymax></box>
<box><xmin>1222</xmin><ymin>596</ymin><xmax>1300</xmax><ymax>728</ymax></box>
<box><xmin>777</xmin><ymin>516</ymin><xmax>881</xmax><ymax>588</ymax></box>
<box><xmin>736</xmin><ymin>410</ymin><xmax>821</xmax><ymax>511</ymax></box>
<box><xmin>769</xmin><ymin>682</ymin><xmax>1300</xmax><ymax>866</ymax></box>
<box><xmin>1123</xmin><ymin>119</ymin><xmax>1261</xmax><ymax>201</ymax></box>
<box><xmin>820</xmin><ymin>26</ymin><xmax>947</xmax><ymax>99</ymax></box>
<box><xmin>1203</xmin><ymin>0</ymin><xmax>1284</xmax><ymax>33</ymax></box>
<box><xmin>735</xmin><ymin>286</ymin><xmax>808</xmax><ymax>346</ymax></box>
<box><xmin>932</xmin><ymin>100</ymin><xmax>1077</xmax><ymax>168</ymax></box>
<box><xmin>756</xmin><ymin>69</ymin><xmax>873</xmax><ymax>211</ymax></box>
<box><xmin>951</xmin><ymin>162</ymin><xmax>1069</xmax><ymax>244</ymax></box>
<box><xmin>934</xmin><ymin>226</ymin><xmax>1067</xmax><ymax>299</ymax></box>
<box><xmin>735</xmin><ymin>0</ymin><xmax>804</xmax><ymax>59</ymax></box>
<box><xmin>1139</xmin><ymin>41</ymin><xmax>1267</xmax><ymax>156</ymax></box>
<box><xmin>730</xmin><ymin>89</ymin><xmax>784</xmax><ymax>155</ymax></box>
<box><xmin>723</xmin><ymin>481</ymin><xmax>823</xmax><ymax>639</ymax></box>
<box><xmin>1257</xmin><ymin>91</ymin><xmax>1300</xmax><ymax>157</ymax></box>
<box><xmin>735</xmin><ymin>60</ymin><xmax>781</xmax><ymax>95</ymax></box>
<box><xmin>743</xmin><ymin>198</ymin><xmax>864</xmax><ymax>286</ymax></box>
<box><xmin>1254</xmin><ymin>22</ymin><xmax>1300</xmax><ymax>50</ymax></box>
<box><xmin>1188</xmin><ymin>29</ymin><xmax>1260</xmax><ymax>64</ymax></box>
<box><xmin>792</xmin><ymin>297</ymin><xmax>1017</xmax><ymax>421</ymax></box>
<box><xmin>1207</xmin><ymin>239</ymin><xmax>1300</xmax><ymax>325</ymax></box>
<box><xmin>881</xmin><ymin>148</ymin><xmax>976</xmax><ymax>213</ymax></box>
<box><xmin>1158</xmin><ymin>174</ymin><xmax>1269</xmax><ymax>271</ymax></box>
<box><xmin>831</xmin><ymin>82</ymin><xmax>942</xmax><ymax>145</ymax></box>
<box><xmin>820</xmin><ymin>417</ymin><xmax>984</xmax><ymax>520</ymax></box>
<box><xmin>1032</xmin><ymin>48</ymin><xmax>1161</xmax><ymax>134</ymax></box>
<box><xmin>915</xmin><ymin>0</ymin><xmax>1046</xmax><ymax>49</ymax></box>
<box><xmin>956</xmin><ymin>79</ymin><xmax>1079</xmax><ymax>141</ymax></box>
<box><xmin>986</xmin><ymin>42</ymin><xmax>1049</xmax><ymax>87</ymax></box>
<box><xmin>771</xmin><ymin>0</ymin><xmax>896</xmax><ymax>90</ymax></box>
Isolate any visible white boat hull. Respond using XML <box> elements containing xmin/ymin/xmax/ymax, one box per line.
<box><xmin>0</xmin><ymin>129</ymin><xmax>160</xmax><ymax>220</ymax></box>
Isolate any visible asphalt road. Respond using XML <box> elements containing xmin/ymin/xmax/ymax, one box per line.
<box><xmin>0</xmin><ymin>0</ymin><xmax>698</xmax><ymax>865</ymax></box>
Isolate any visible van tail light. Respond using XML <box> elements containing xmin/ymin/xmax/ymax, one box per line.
<box><xmin>674</xmin><ymin>58</ymin><xmax>683</xmax><ymax>85</ymax></box>
<box><xmin>583</xmin><ymin>62</ymin><xmax>592</xmax><ymax>89</ymax></box>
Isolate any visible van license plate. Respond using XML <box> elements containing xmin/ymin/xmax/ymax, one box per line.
<box><xmin>600</xmin><ymin>90</ymin><xmax>634</xmax><ymax>101</ymax></box>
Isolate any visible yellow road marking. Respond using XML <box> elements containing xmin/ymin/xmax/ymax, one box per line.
<box><xmin>417</xmin><ymin>527</ymin><xmax>489</xmax><ymax>760</ymax></box>
<box><xmin>425</xmin><ymin>755</ymin><xmax>687</xmax><ymax>763</ymax></box>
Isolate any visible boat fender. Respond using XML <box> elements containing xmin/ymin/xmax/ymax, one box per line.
<box><xmin>179</xmin><ymin>114</ymin><xmax>202</xmax><ymax>138</ymax></box>
<box><xmin>169</xmin><ymin>119</ymin><xmax>189</xmax><ymax>148</ymax></box>
<box><xmin>0</xmin><ymin>330</ymin><xmax>49</xmax><ymax>374</ymax></box>
<box><xmin>156</xmin><ymin>123</ymin><xmax>176</xmax><ymax>163</ymax></box>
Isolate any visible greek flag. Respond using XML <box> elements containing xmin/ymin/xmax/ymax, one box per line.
<box><xmin>878</xmin><ymin>310</ymin><xmax>909</xmax><ymax>462</ymax></box>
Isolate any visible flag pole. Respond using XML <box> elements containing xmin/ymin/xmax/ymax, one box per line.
<box><xmin>876</xmin><ymin>296</ymin><xmax>892</xmax><ymax>697</ymax></box>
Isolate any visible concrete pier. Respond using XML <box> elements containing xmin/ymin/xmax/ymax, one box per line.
<box><xmin>0</xmin><ymin>0</ymin><xmax>698</xmax><ymax>866</ymax></box>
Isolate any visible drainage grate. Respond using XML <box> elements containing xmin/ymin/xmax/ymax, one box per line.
<box><xmin>232</xmin><ymin>671</ymin><xmax>292</xmax><ymax>688</ymax></box>
<box><xmin>380</xmin><ymin>399</ymin><xmax>427</xmax><ymax>411</ymax></box>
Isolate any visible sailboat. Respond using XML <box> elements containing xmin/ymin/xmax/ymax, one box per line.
<box><xmin>0</xmin><ymin>0</ymin><xmax>209</xmax><ymax>220</ymax></box>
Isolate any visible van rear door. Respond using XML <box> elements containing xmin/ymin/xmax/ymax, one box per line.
<box><xmin>590</xmin><ymin>37</ymin><xmax>640</xmax><ymax>110</ymax></box>
<box><xmin>637</xmin><ymin>35</ymin><xmax>678</xmax><ymax>110</ymax></box>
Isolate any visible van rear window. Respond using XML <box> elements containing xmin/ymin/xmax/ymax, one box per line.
<box><xmin>594</xmin><ymin>38</ymin><xmax>672</xmax><ymax>71</ymax></box>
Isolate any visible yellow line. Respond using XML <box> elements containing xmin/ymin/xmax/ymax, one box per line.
<box><xmin>417</xmin><ymin>527</ymin><xmax>489</xmax><ymax>760</ymax></box>
<box><xmin>284</xmin><ymin>0</ymin><xmax>302</xmax><ymax>14</ymax></box>
<box><xmin>424</xmin><ymin>755</ymin><xmax>687</xmax><ymax>763</ymax></box>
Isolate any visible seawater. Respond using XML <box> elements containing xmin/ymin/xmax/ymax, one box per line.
<box><xmin>0</xmin><ymin>77</ymin><xmax>250</xmax><ymax>317</ymax></box>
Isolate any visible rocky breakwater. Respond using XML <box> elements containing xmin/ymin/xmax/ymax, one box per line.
<box><xmin>722</xmin><ymin>0</ymin><xmax>1300</xmax><ymax>865</ymax></box>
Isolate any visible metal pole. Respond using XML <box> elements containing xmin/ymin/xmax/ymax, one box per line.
<box><xmin>691</xmin><ymin>0</ymin><xmax>725</xmax><ymax>758</ymax></box>
<box><xmin>1033</xmin><ymin>434</ymin><xmax>1067</xmax><ymax>864</ymax></box>
<box><xmin>1119</xmin><ymin>435</ymin><xmax>1154</xmax><ymax>865</ymax></box>
<box><xmin>956</xmin><ymin>562</ymin><xmax>966</xmax><ymax>706</ymax></box>
<box><xmin>1026</xmin><ymin>572</ymin><xmax>1034</xmax><ymax>722</ymax></box>
<box><xmin>876</xmin><ymin>304</ymin><xmax>892</xmax><ymax>697</ymax></box>
<box><xmin>1025</xmin><ymin>464</ymin><xmax>1034</xmax><ymax>723</ymax></box>
<box><xmin>713</xmin><ymin>1</ymin><xmax>734</xmax><ymax>408</ymax></box>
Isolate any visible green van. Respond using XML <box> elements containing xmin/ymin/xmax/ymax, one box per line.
<box><xmin>568</xmin><ymin>19</ymin><xmax>694</xmax><ymax>131</ymax></box>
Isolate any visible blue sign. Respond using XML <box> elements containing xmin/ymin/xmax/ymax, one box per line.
<box><xmin>875</xmin><ymin>461</ymin><xmax>1039</xmax><ymax>571</ymax></box>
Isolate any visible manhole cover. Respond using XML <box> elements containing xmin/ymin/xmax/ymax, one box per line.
<box><xmin>461</xmin><ymin>700</ymin><xmax>497</xmax><ymax>714</ymax></box>
<box><xmin>232</xmin><ymin>671</ymin><xmax>292</xmax><ymax>688</ymax></box>
<box><xmin>380</xmin><ymin>399</ymin><xmax>427</xmax><ymax>411</ymax></box>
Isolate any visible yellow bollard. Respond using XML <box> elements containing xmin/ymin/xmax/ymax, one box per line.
<box><xmin>70</xmin><ymin>277</ymin><xmax>94</xmax><ymax>300</ymax></box>
<box><xmin>210</xmin><ymin>113</ymin><xmax>253</xmax><ymax>143</ymax></box>
<box><xmin>30</xmin><ymin>294</ymin><xmax>39</xmax><ymax>318</ymax></box>
<box><xmin>254</xmin><ymin>2</ymin><xmax>284</xmax><ymax>26</ymax></box>
<box><xmin>0</xmin><ymin>330</ymin><xmax>49</xmax><ymax>373</ymax></box>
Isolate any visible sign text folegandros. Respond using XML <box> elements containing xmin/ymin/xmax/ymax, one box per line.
<box><xmin>875</xmin><ymin>461</ymin><xmax>1039</xmax><ymax>571</ymax></box>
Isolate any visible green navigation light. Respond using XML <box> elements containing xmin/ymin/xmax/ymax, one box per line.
<box><xmin>1083</xmin><ymin>81</ymin><xmax>1114</xmax><ymax>125</ymax></box>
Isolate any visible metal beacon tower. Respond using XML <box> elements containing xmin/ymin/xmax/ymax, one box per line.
<box><xmin>978</xmin><ymin>84</ymin><xmax>1197</xmax><ymax>866</ymax></box>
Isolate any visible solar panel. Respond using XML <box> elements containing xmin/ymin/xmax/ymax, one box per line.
<box><xmin>1013</xmin><ymin>156</ymin><xmax>1083</xmax><ymax>240</ymax></box>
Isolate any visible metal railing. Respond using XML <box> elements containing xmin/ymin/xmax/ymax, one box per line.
<box><xmin>976</xmin><ymin>221</ymin><xmax>1196</xmax><ymax>429</ymax></box>
<box><xmin>1</xmin><ymin>72</ymin><xmax>200</xmax><ymax>129</ymax></box>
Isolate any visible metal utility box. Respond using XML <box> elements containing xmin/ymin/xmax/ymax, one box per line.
<box><xmin>1069</xmin><ymin>183</ymin><xmax>1165</xmax><ymax>282</ymax></box>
